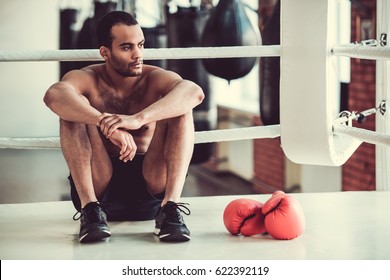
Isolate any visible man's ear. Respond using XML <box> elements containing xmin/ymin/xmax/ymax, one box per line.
<box><xmin>99</xmin><ymin>47</ymin><xmax>109</xmax><ymax>61</ymax></box>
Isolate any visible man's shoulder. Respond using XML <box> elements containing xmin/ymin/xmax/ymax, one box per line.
<box><xmin>143</xmin><ymin>64</ymin><xmax>163</xmax><ymax>74</ymax></box>
<box><xmin>64</xmin><ymin>64</ymin><xmax>103</xmax><ymax>80</ymax></box>
<box><xmin>143</xmin><ymin>64</ymin><xmax>181</xmax><ymax>81</ymax></box>
<box><xmin>61</xmin><ymin>64</ymin><xmax>104</xmax><ymax>93</ymax></box>
<box><xmin>81</xmin><ymin>64</ymin><xmax>105</xmax><ymax>76</ymax></box>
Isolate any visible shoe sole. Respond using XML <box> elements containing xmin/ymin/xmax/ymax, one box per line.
<box><xmin>79</xmin><ymin>229</ymin><xmax>111</xmax><ymax>243</ymax></box>
<box><xmin>154</xmin><ymin>228</ymin><xmax>190</xmax><ymax>242</ymax></box>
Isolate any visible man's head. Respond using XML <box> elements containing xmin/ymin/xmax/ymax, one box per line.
<box><xmin>97</xmin><ymin>11</ymin><xmax>145</xmax><ymax>77</ymax></box>
<box><xmin>97</xmin><ymin>11</ymin><xmax>139</xmax><ymax>49</ymax></box>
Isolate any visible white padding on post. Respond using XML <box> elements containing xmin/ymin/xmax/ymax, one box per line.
<box><xmin>280</xmin><ymin>0</ymin><xmax>361</xmax><ymax>166</ymax></box>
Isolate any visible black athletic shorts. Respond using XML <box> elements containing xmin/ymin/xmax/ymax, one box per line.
<box><xmin>68</xmin><ymin>154</ymin><xmax>164</xmax><ymax>221</ymax></box>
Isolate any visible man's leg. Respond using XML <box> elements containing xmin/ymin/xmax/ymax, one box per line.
<box><xmin>143</xmin><ymin>112</ymin><xmax>194</xmax><ymax>202</ymax></box>
<box><xmin>60</xmin><ymin>119</ymin><xmax>113</xmax><ymax>243</ymax></box>
<box><xmin>143</xmin><ymin>112</ymin><xmax>194</xmax><ymax>241</ymax></box>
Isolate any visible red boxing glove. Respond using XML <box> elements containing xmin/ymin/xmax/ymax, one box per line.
<box><xmin>223</xmin><ymin>198</ymin><xmax>266</xmax><ymax>236</ymax></box>
<box><xmin>262</xmin><ymin>191</ymin><xmax>305</xmax><ymax>240</ymax></box>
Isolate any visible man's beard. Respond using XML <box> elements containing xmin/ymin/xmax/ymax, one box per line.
<box><xmin>111</xmin><ymin>55</ymin><xmax>143</xmax><ymax>77</ymax></box>
<box><xmin>118</xmin><ymin>61</ymin><xmax>143</xmax><ymax>77</ymax></box>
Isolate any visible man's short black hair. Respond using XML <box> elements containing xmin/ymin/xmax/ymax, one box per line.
<box><xmin>96</xmin><ymin>11</ymin><xmax>139</xmax><ymax>48</ymax></box>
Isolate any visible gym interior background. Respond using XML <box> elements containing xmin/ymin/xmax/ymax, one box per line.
<box><xmin>0</xmin><ymin>0</ymin><xmax>377</xmax><ymax>205</ymax></box>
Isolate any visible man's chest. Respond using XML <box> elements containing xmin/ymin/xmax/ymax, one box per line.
<box><xmin>91</xmin><ymin>86</ymin><xmax>152</xmax><ymax>115</ymax></box>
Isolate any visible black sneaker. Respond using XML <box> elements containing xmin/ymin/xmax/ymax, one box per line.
<box><xmin>73</xmin><ymin>202</ymin><xmax>111</xmax><ymax>243</ymax></box>
<box><xmin>154</xmin><ymin>201</ymin><xmax>191</xmax><ymax>242</ymax></box>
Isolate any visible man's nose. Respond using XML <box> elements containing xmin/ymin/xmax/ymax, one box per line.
<box><xmin>132</xmin><ymin>47</ymin><xmax>143</xmax><ymax>59</ymax></box>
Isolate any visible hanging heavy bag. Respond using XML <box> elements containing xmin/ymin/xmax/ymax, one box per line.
<box><xmin>73</xmin><ymin>1</ymin><xmax>117</xmax><ymax>70</ymax></box>
<box><xmin>201</xmin><ymin>0</ymin><xmax>261</xmax><ymax>82</ymax></box>
<box><xmin>59</xmin><ymin>8</ymin><xmax>78</xmax><ymax>78</ymax></box>
<box><xmin>259</xmin><ymin>0</ymin><xmax>280</xmax><ymax>125</ymax></box>
<box><xmin>167</xmin><ymin>6</ymin><xmax>214</xmax><ymax>164</ymax></box>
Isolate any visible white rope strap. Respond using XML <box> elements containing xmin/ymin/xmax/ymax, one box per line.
<box><xmin>0</xmin><ymin>45</ymin><xmax>281</xmax><ymax>62</ymax></box>
<box><xmin>0</xmin><ymin>125</ymin><xmax>281</xmax><ymax>149</ymax></box>
<box><xmin>332</xmin><ymin>44</ymin><xmax>390</xmax><ymax>60</ymax></box>
<box><xmin>333</xmin><ymin>123</ymin><xmax>390</xmax><ymax>147</ymax></box>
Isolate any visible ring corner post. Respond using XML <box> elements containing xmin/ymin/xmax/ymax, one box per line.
<box><xmin>280</xmin><ymin>0</ymin><xmax>339</xmax><ymax>166</ymax></box>
<box><xmin>376</xmin><ymin>0</ymin><xmax>390</xmax><ymax>191</ymax></box>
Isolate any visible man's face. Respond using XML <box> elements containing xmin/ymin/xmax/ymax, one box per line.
<box><xmin>108</xmin><ymin>23</ymin><xmax>145</xmax><ymax>77</ymax></box>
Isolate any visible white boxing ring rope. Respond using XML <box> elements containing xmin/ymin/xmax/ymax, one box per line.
<box><xmin>1</xmin><ymin>122</ymin><xmax>389</xmax><ymax>149</ymax></box>
<box><xmin>2</xmin><ymin>44</ymin><xmax>390</xmax><ymax>62</ymax></box>
<box><xmin>333</xmin><ymin>124</ymin><xmax>390</xmax><ymax>147</ymax></box>
<box><xmin>0</xmin><ymin>45</ymin><xmax>281</xmax><ymax>62</ymax></box>
<box><xmin>0</xmin><ymin>0</ymin><xmax>389</xmax><ymax>168</ymax></box>
<box><xmin>332</xmin><ymin>44</ymin><xmax>390</xmax><ymax>60</ymax></box>
<box><xmin>0</xmin><ymin>125</ymin><xmax>282</xmax><ymax>149</ymax></box>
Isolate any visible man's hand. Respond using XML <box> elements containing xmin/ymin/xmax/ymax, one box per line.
<box><xmin>99</xmin><ymin>113</ymin><xmax>143</xmax><ymax>137</ymax></box>
<box><xmin>108</xmin><ymin>129</ymin><xmax>137</xmax><ymax>162</ymax></box>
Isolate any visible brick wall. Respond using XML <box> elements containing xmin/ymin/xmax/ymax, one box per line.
<box><xmin>252</xmin><ymin>116</ymin><xmax>284</xmax><ymax>193</ymax></box>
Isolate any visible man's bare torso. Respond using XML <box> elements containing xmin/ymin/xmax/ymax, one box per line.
<box><xmin>83</xmin><ymin>64</ymin><xmax>161</xmax><ymax>157</ymax></box>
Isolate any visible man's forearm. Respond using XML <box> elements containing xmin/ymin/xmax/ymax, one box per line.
<box><xmin>48</xmin><ymin>99</ymin><xmax>101</xmax><ymax>125</ymax></box>
<box><xmin>137</xmin><ymin>81</ymin><xmax>204</xmax><ymax>125</ymax></box>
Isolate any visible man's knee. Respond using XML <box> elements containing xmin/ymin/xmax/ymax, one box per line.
<box><xmin>60</xmin><ymin>118</ymin><xmax>86</xmax><ymax>131</ymax></box>
<box><xmin>166</xmin><ymin>112</ymin><xmax>194</xmax><ymax>128</ymax></box>
<box><xmin>59</xmin><ymin>119</ymin><xmax>99</xmax><ymax>154</ymax></box>
<box><xmin>60</xmin><ymin>119</ymin><xmax>100</xmax><ymax>137</ymax></box>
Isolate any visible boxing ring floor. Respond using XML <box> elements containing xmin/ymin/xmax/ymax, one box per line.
<box><xmin>1</xmin><ymin>191</ymin><xmax>390</xmax><ymax>260</ymax></box>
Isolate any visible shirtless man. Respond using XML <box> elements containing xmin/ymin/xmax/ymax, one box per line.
<box><xmin>43</xmin><ymin>11</ymin><xmax>204</xmax><ymax>243</ymax></box>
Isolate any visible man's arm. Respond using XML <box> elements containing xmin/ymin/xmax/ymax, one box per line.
<box><xmin>43</xmin><ymin>69</ymin><xmax>137</xmax><ymax>162</ymax></box>
<box><xmin>100</xmin><ymin>69</ymin><xmax>205</xmax><ymax>137</ymax></box>
<box><xmin>138</xmin><ymin>74</ymin><xmax>205</xmax><ymax>123</ymax></box>
<box><xmin>43</xmin><ymin>69</ymin><xmax>102</xmax><ymax>126</ymax></box>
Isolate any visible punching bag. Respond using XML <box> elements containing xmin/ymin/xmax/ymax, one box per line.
<box><xmin>59</xmin><ymin>8</ymin><xmax>79</xmax><ymax>78</ymax></box>
<box><xmin>73</xmin><ymin>1</ymin><xmax>117</xmax><ymax>70</ymax></box>
<box><xmin>201</xmin><ymin>0</ymin><xmax>260</xmax><ymax>82</ymax></box>
<box><xmin>143</xmin><ymin>25</ymin><xmax>166</xmax><ymax>68</ymax></box>
<box><xmin>259</xmin><ymin>0</ymin><xmax>280</xmax><ymax>125</ymax></box>
<box><xmin>167</xmin><ymin>5</ymin><xmax>214</xmax><ymax>164</ymax></box>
